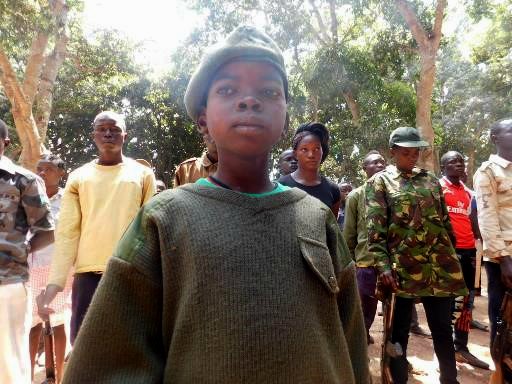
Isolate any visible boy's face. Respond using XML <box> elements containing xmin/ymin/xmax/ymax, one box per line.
<box><xmin>338</xmin><ymin>183</ymin><xmax>353</xmax><ymax>202</ymax></box>
<box><xmin>363</xmin><ymin>154</ymin><xmax>386</xmax><ymax>178</ymax></box>
<box><xmin>200</xmin><ymin>60</ymin><xmax>287</xmax><ymax>158</ymax></box>
<box><xmin>391</xmin><ymin>146</ymin><xmax>420</xmax><ymax>173</ymax></box>
<box><xmin>36</xmin><ymin>160</ymin><xmax>64</xmax><ymax>188</ymax></box>
<box><xmin>278</xmin><ymin>149</ymin><xmax>297</xmax><ymax>175</ymax></box>
<box><xmin>92</xmin><ymin>118</ymin><xmax>126</xmax><ymax>154</ymax></box>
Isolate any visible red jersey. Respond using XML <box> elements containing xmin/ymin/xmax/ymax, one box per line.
<box><xmin>440</xmin><ymin>176</ymin><xmax>475</xmax><ymax>249</ymax></box>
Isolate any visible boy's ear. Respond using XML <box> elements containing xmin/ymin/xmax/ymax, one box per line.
<box><xmin>3</xmin><ymin>137</ymin><xmax>10</xmax><ymax>147</ymax></box>
<box><xmin>196</xmin><ymin>109</ymin><xmax>208</xmax><ymax>136</ymax></box>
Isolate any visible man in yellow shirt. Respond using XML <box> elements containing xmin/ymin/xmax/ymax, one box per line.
<box><xmin>37</xmin><ymin>111</ymin><xmax>156</xmax><ymax>343</ymax></box>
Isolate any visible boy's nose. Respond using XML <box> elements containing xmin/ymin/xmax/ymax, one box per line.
<box><xmin>237</xmin><ymin>96</ymin><xmax>261</xmax><ymax>112</ymax></box>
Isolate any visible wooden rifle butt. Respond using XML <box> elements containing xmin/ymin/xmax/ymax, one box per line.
<box><xmin>43</xmin><ymin>320</ymin><xmax>57</xmax><ymax>383</ymax></box>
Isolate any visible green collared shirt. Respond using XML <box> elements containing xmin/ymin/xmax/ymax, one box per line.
<box><xmin>343</xmin><ymin>185</ymin><xmax>373</xmax><ymax>267</ymax></box>
<box><xmin>365</xmin><ymin>165</ymin><xmax>467</xmax><ymax>298</ymax></box>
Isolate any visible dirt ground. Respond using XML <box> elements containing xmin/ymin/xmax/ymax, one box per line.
<box><xmin>34</xmin><ymin>280</ymin><xmax>495</xmax><ymax>384</ymax></box>
<box><xmin>368</xmin><ymin>276</ymin><xmax>493</xmax><ymax>384</ymax></box>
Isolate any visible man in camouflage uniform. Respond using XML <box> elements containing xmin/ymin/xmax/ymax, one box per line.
<box><xmin>474</xmin><ymin>118</ymin><xmax>512</xmax><ymax>346</ymax></box>
<box><xmin>0</xmin><ymin>119</ymin><xmax>55</xmax><ymax>384</ymax></box>
<box><xmin>343</xmin><ymin>150</ymin><xmax>386</xmax><ymax>344</ymax></box>
<box><xmin>366</xmin><ymin>127</ymin><xmax>467</xmax><ymax>384</ymax></box>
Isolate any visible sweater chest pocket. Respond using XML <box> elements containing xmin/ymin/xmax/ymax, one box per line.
<box><xmin>298</xmin><ymin>235</ymin><xmax>339</xmax><ymax>295</ymax></box>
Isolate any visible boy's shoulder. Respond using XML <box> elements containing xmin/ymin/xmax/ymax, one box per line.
<box><xmin>145</xmin><ymin>183</ymin><xmax>319</xmax><ymax>217</ymax></box>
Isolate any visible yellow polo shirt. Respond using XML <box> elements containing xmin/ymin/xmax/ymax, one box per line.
<box><xmin>48</xmin><ymin>158</ymin><xmax>156</xmax><ymax>288</ymax></box>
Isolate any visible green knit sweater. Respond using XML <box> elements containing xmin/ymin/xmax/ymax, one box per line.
<box><xmin>63</xmin><ymin>184</ymin><xmax>370</xmax><ymax>384</ymax></box>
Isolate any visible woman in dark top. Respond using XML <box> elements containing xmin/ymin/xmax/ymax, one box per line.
<box><xmin>279</xmin><ymin>122</ymin><xmax>341</xmax><ymax>215</ymax></box>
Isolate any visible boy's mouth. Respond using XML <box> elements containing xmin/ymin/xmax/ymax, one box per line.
<box><xmin>233</xmin><ymin>116</ymin><xmax>265</xmax><ymax>128</ymax></box>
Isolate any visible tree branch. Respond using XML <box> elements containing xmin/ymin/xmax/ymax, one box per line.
<box><xmin>0</xmin><ymin>44</ymin><xmax>33</xmax><ymax>157</ymax></box>
<box><xmin>432</xmin><ymin>0</ymin><xmax>447</xmax><ymax>50</ymax></box>
<box><xmin>22</xmin><ymin>31</ymin><xmax>49</xmax><ymax>104</ymax></box>
<box><xmin>292</xmin><ymin>42</ymin><xmax>311</xmax><ymax>88</ymax></box>
<box><xmin>307</xmin><ymin>23</ymin><xmax>328</xmax><ymax>46</ymax></box>
<box><xmin>0</xmin><ymin>44</ymin><xmax>27</xmax><ymax>108</ymax></box>
<box><xmin>34</xmin><ymin>0</ymin><xmax>69</xmax><ymax>142</ymax></box>
<box><xmin>308</xmin><ymin>0</ymin><xmax>331</xmax><ymax>43</ymax></box>
<box><xmin>395</xmin><ymin>0</ymin><xmax>429</xmax><ymax>50</ymax></box>
<box><xmin>328</xmin><ymin>0</ymin><xmax>338</xmax><ymax>44</ymax></box>
<box><xmin>35</xmin><ymin>30</ymin><xmax>68</xmax><ymax>142</ymax></box>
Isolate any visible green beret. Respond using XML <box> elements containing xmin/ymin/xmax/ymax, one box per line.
<box><xmin>184</xmin><ymin>25</ymin><xmax>289</xmax><ymax>122</ymax></box>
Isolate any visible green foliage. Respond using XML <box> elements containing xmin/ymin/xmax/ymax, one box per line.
<box><xmin>2</xmin><ymin>0</ymin><xmax>509</xmax><ymax>188</ymax></box>
<box><xmin>46</xmin><ymin>30</ymin><xmax>203</xmax><ymax>185</ymax></box>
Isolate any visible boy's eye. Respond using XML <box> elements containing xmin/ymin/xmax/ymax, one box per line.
<box><xmin>217</xmin><ymin>86</ymin><xmax>235</xmax><ymax>96</ymax></box>
<box><xmin>262</xmin><ymin>88</ymin><xmax>280</xmax><ymax>98</ymax></box>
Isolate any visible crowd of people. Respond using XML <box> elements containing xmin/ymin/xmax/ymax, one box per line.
<box><xmin>0</xmin><ymin>24</ymin><xmax>511</xmax><ymax>384</ymax></box>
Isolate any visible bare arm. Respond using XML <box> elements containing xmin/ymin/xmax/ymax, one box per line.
<box><xmin>29</xmin><ymin>230</ymin><xmax>54</xmax><ymax>253</ymax></box>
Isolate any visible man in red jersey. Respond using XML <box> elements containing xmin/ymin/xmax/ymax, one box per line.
<box><xmin>440</xmin><ymin>151</ymin><xmax>489</xmax><ymax>370</ymax></box>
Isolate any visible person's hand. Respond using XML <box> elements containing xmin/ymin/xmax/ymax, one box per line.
<box><xmin>36</xmin><ymin>284</ymin><xmax>61</xmax><ymax>321</ymax></box>
<box><xmin>500</xmin><ymin>256</ymin><xmax>512</xmax><ymax>289</ymax></box>
<box><xmin>380</xmin><ymin>270</ymin><xmax>398</xmax><ymax>293</ymax></box>
<box><xmin>36</xmin><ymin>291</ymin><xmax>54</xmax><ymax>321</ymax></box>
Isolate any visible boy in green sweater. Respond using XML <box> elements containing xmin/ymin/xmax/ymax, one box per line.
<box><xmin>62</xmin><ymin>26</ymin><xmax>370</xmax><ymax>384</ymax></box>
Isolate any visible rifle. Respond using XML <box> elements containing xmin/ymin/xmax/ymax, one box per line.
<box><xmin>380</xmin><ymin>290</ymin><xmax>403</xmax><ymax>384</ymax></box>
<box><xmin>490</xmin><ymin>291</ymin><xmax>512</xmax><ymax>384</ymax></box>
<box><xmin>43</xmin><ymin>320</ymin><xmax>57</xmax><ymax>384</ymax></box>
<box><xmin>377</xmin><ymin>267</ymin><xmax>402</xmax><ymax>384</ymax></box>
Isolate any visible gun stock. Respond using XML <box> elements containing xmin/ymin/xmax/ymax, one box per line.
<box><xmin>43</xmin><ymin>320</ymin><xmax>57</xmax><ymax>384</ymax></box>
<box><xmin>491</xmin><ymin>291</ymin><xmax>512</xmax><ymax>384</ymax></box>
<box><xmin>381</xmin><ymin>292</ymin><xmax>399</xmax><ymax>384</ymax></box>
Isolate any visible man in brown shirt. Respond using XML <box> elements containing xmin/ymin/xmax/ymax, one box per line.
<box><xmin>474</xmin><ymin>118</ymin><xmax>512</xmax><ymax>347</ymax></box>
<box><xmin>173</xmin><ymin>125</ymin><xmax>218</xmax><ymax>186</ymax></box>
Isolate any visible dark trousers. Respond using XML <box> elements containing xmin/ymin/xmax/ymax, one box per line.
<box><xmin>391</xmin><ymin>296</ymin><xmax>458</xmax><ymax>384</ymax></box>
<box><xmin>453</xmin><ymin>248</ymin><xmax>476</xmax><ymax>351</ymax></box>
<box><xmin>356</xmin><ymin>267</ymin><xmax>378</xmax><ymax>337</ymax></box>
<box><xmin>485</xmin><ymin>261</ymin><xmax>506</xmax><ymax>345</ymax></box>
<box><xmin>70</xmin><ymin>272</ymin><xmax>102</xmax><ymax>344</ymax></box>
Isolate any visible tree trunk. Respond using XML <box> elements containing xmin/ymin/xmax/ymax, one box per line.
<box><xmin>0</xmin><ymin>46</ymin><xmax>43</xmax><ymax>170</ymax></box>
<box><xmin>466</xmin><ymin>147</ymin><xmax>476</xmax><ymax>189</ymax></box>
<box><xmin>12</xmin><ymin>109</ymin><xmax>43</xmax><ymax>168</ymax></box>
<box><xmin>395</xmin><ymin>0</ymin><xmax>447</xmax><ymax>172</ymax></box>
<box><xmin>35</xmin><ymin>30</ymin><xmax>69</xmax><ymax>143</ymax></box>
<box><xmin>416</xmin><ymin>50</ymin><xmax>437</xmax><ymax>171</ymax></box>
<box><xmin>310</xmin><ymin>93</ymin><xmax>319</xmax><ymax>121</ymax></box>
<box><xmin>343</xmin><ymin>91</ymin><xmax>361</xmax><ymax>127</ymax></box>
<box><xmin>0</xmin><ymin>0</ymin><xmax>68</xmax><ymax>170</ymax></box>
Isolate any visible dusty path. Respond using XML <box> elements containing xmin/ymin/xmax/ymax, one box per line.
<box><xmin>368</xmin><ymin>284</ymin><xmax>493</xmax><ymax>383</ymax></box>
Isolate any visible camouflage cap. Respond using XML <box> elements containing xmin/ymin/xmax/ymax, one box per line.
<box><xmin>184</xmin><ymin>25</ymin><xmax>289</xmax><ymax>122</ymax></box>
<box><xmin>389</xmin><ymin>127</ymin><xmax>429</xmax><ymax>148</ymax></box>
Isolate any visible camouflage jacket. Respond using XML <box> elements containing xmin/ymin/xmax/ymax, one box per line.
<box><xmin>365</xmin><ymin>166</ymin><xmax>467</xmax><ymax>298</ymax></box>
<box><xmin>0</xmin><ymin>156</ymin><xmax>54</xmax><ymax>284</ymax></box>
